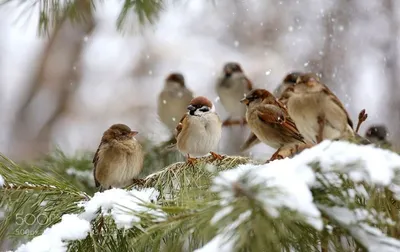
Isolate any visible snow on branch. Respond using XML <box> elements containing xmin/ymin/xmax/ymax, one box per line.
<box><xmin>200</xmin><ymin>140</ymin><xmax>400</xmax><ymax>251</ymax></box>
<box><xmin>320</xmin><ymin>205</ymin><xmax>400</xmax><ymax>252</ymax></box>
<box><xmin>15</xmin><ymin>188</ymin><xmax>164</xmax><ymax>252</ymax></box>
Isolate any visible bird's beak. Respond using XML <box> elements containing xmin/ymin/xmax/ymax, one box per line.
<box><xmin>129</xmin><ymin>131</ymin><xmax>138</xmax><ymax>137</ymax></box>
<box><xmin>240</xmin><ymin>97</ymin><xmax>249</xmax><ymax>105</ymax></box>
<box><xmin>187</xmin><ymin>104</ymin><xmax>196</xmax><ymax>112</ymax></box>
<box><xmin>224</xmin><ymin>69</ymin><xmax>232</xmax><ymax>77</ymax></box>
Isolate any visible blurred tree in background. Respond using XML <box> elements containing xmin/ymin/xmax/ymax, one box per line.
<box><xmin>2</xmin><ymin>1</ymin><xmax>400</xmax><ymax>252</ymax></box>
<box><xmin>1</xmin><ymin>0</ymin><xmax>399</xmax><ymax>161</ymax></box>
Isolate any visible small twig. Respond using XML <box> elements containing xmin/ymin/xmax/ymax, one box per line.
<box><xmin>355</xmin><ymin>109</ymin><xmax>368</xmax><ymax>133</ymax></box>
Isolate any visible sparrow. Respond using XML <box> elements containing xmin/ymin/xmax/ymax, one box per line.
<box><xmin>158</xmin><ymin>72</ymin><xmax>194</xmax><ymax>133</ymax></box>
<box><xmin>365</xmin><ymin>125</ymin><xmax>391</xmax><ymax>148</ymax></box>
<box><xmin>282</xmin><ymin>73</ymin><xmax>355</xmax><ymax>144</ymax></box>
<box><xmin>216</xmin><ymin>62</ymin><xmax>253</xmax><ymax>125</ymax></box>
<box><xmin>240</xmin><ymin>89</ymin><xmax>306</xmax><ymax>160</ymax></box>
<box><xmin>93</xmin><ymin>124</ymin><xmax>144</xmax><ymax>191</ymax></box>
<box><xmin>273</xmin><ymin>71</ymin><xmax>304</xmax><ymax>101</ymax></box>
<box><xmin>175</xmin><ymin>96</ymin><xmax>223</xmax><ymax>163</ymax></box>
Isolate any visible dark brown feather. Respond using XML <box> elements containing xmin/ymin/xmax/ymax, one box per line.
<box><xmin>92</xmin><ymin>142</ymin><xmax>104</xmax><ymax>188</ymax></box>
<box><xmin>175</xmin><ymin>114</ymin><xmax>188</xmax><ymax>139</ymax></box>
<box><xmin>256</xmin><ymin>106</ymin><xmax>305</xmax><ymax>143</ymax></box>
<box><xmin>190</xmin><ymin>96</ymin><xmax>212</xmax><ymax>108</ymax></box>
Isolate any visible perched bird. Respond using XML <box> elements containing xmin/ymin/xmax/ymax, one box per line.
<box><xmin>273</xmin><ymin>71</ymin><xmax>304</xmax><ymax>101</ymax></box>
<box><xmin>93</xmin><ymin>124</ymin><xmax>144</xmax><ymax>191</ymax></box>
<box><xmin>216</xmin><ymin>62</ymin><xmax>253</xmax><ymax>125</ymax></box>
<box><xmin>282</xmin><ymin>73</ymin><xmax>355</xmax><ymax>144</ymax></box>
<box><xmin>365</xmin><ymin>125</ymin><xmax>391</xmax><ymax>148</ymax></box>
<box><xmin>240</xmin><ymin>89</ymin><xmax>306</xmax><ymax>160</ymax></box>
<box><xmin>175</xmin><ymin>96</ymin><xmax>223</xmax><ymax>163</ymax></box>
<box><xmin>158</xmin><ymin>73</ymin><xmax>194</xmax><ymax>132</ymax></box>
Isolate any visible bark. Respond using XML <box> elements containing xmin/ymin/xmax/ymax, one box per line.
<box><xmin>9</xmin><ymin>0</ymin><xmax>95</xmax><ymax>160</ymax></box>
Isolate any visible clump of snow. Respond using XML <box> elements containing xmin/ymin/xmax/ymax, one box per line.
<box><xmin>15</xmin><ymin>214</ymin><xmax>90</xmax><ymax>252</ymax></box>
<box><xmin>16</xmin><ymin>187</ymin><xmax>164</xmax><ymax>251</ymax></box>
<box><xmin>320</xmin><ymin>206</ymin><xmax>400</xmax><ymax>252</ymax></box>
<box><xmin>209</xmin><ymin>140</ymin><xmax>400</xmax><ymax>246</ymax></box>
<box><xmin>195</xmin><ymin>211</ymin><xmax>251</xmax><ymax>252</ymax></box>
<box><xmin>66</xmin><ymin>167</ymin><xmax>95</xmax><ymax>187</ymax></box>
<box><xmin>79</xmin><ymin>187</ymin><xmax>165</xmax><ymax>229</ymax></box>
<box><xmin>212</xmin><ymin>157</ymin><xmax>322</xmax><ymax>230</ymax></box>
<box><xmin>0</xmin><ymin>174</ymin><xmax>4</xmax><ymax>187</ymax></box>
<box><xmin>295</xmin><ymin>140</ymin><xmax>400</xmax><ymax>186</ymax></box>
<box><xmin>194</xmin><ymin>234</ymin><xmax>235</xmax><ymax>252</ymax></box>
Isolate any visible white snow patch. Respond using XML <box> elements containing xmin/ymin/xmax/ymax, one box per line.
<box><xmin>195</xmin><ymin>211</ymin><xmax>250</xmax><ymax>252</ymax></box>
<box><xmin>16</xmin><ymin>187</ymin><xmax>164</xmax><ymax>251</ymax></box>
<box><xmin>212</xmin><ymin>157</ymin><xmax>321</xmax><ymax>229</ymax></box>
<box><xmin>15</xmin><ymin>214</ymin><xmax>90</xmax><ymax>252</ymax></box>
<box><xmin>79</xmin><ymin>187</ymin><xmax>165</xmax><ymax>229</ymax></box>
<box><xmin>211</xmin><ymin>140</ymin><xmax>400</xmax><ymax>234</ymax></box>
<box><xmin>294</xmin><ymin>140</ymin><xmax>400</xmax><ymax>186</ymax></box>
<box><xmin>194</xmin><ymin>234</ymin><xmax>235</xmax><ymax>252</ymax></box>
<box><xmin>0</xmin><ymin>174</ymin><xmax>4</xmax><ymax>186</ymax></box>
<box><xmin>320</xmin><ymin>205</ymin><xmax>400</xmax><ymax>252</ymax></box>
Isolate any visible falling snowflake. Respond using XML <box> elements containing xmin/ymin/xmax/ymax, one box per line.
<box><xmin>265</xmin><ymin>69</ymin><xmax>271</xmax><ymax>75</ymax></box>
<box><xmin>234</xmin><ymin>41</ymin><xmax>240</xmax><ymax>47</ymax></box>
<box><xmin>172</xmin><ymin>117</ymin><xmax>176</xmax><ymax>122</ymax></box>
<box><xmin>215</xmin><ymin>97</ymin><xmax>220</xmax><ymax>103</ymax></box>
<box><xmin>178</xmin><ymin>92</ymin><xmax>183</xmax><ymax>98</ymax></box>
<box><xmin>148</xmin><ymin>70</ymin><xmax>153</xmax><ymax>75</ymax></box>
<box><xmin>304</xmin><ymin>62</ymin><xmax>309</xmax><ymax>67</ymax></box>
<box><xmin>163</xmin><ymin>100</ymin><xmax>167</xmax><ymax>104</ymax></box>
<box><xmin>288</xmin><ymin>26</ymin><xmax>293</xmax><ymax>32</ymax></box>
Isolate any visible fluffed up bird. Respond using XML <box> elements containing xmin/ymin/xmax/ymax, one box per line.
<box><xmin>282</xmin><ymin>73</ymin><xmax>356</xmax><ymax>144</ymax></box>
<box><xmin>365</xmin><ymin>125</ymin><xmax>391</xmax><ymax>148</ymax></box>
<box><xmin>274</xmin><ymin>71</ymin><xmax>304</xmax><ymax>103</ymax></box>
<box><xmin>240</xmin><ymin>89</ymin><xmax>308</xmax><ymax>160</ymax></box>
<box><xmin>158</xmin><ymin>72</ymin><xmax>194</xmax><ymax>133</ymax></box>
<box><xmin>216</xmin><ymin>62</ymin><xmax>253</xmax><ymax>126</ymax></box>
<box><xmin>175</xmin><ymin>96</ymin><xmax>223</xmax><ymax>163</ymax></box>
<box><xmin>93</xmin><ymin>124</ymin><xmax>144</xmax><ymax>191</ymax></box>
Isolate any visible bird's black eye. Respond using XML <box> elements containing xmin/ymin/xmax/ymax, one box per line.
<box><xmin>199</xmin><ymin>107</ymin><xmax>210</xmax><ymax>112</ymax></box>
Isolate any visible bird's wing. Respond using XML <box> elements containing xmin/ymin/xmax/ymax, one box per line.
<box><xmin>322</xmin><ymin>87</ymin><xmax>354</xmax><ymax>129</ymax></box>
<box><xmin>256</xmin><ymin>105</ymin><xmax>305</xmax><ymax>143</ymax></box>
<box><xmin>92</xmin><ymin>142</ymin><xmax>103</xmax><ymax>188</ymax></box>
<box><xmin>175</xmin><ymin>113</ymin><xmax>188</xmax><ymax>139</ymax></box>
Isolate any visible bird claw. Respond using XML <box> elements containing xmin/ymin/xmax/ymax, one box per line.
<box><xmin>186</xmin><ymin>156</ymin><xmax>198</xmax><ymax>166</ymax></box>
<box><xmin>209</xmin><ymin>151</ymin><xmax>225</xmax><ymax>161</ymax></box>
<box><xmin>268</xmin><ymin>149</ymin><xmax>284</xmax><ymax>163</ymax></box>
<box><xmin>356</xmin><ymin>109</ymin><xmax>368</xmax><ymax>133</ymax></box>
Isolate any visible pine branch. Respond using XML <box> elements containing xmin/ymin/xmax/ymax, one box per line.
<box><xmin>1</xmin><ymin>0</ymin><xmax>164</xmax><ymax>35</ymax></box>
<box><xmin>2</xmin><ymin>141</ymin><xmax>400</xmax><ymax>251</ymax></box>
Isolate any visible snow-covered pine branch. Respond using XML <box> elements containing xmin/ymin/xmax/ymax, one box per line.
<box><xmin>3</xmin><ymin>140</ymin><xmax>400</xmax><ymax>251</ymax></box>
